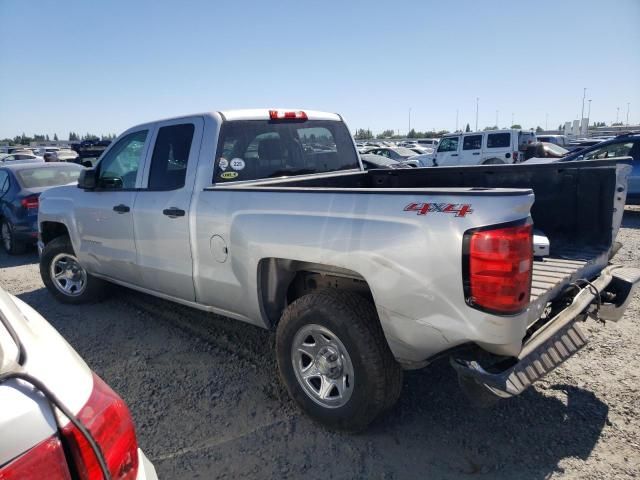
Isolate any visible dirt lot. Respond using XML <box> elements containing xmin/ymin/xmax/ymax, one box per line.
<box><xmin>1</xmin><ymin>209</ymin><xmax>638</xmax><ymax>479</ymax></box>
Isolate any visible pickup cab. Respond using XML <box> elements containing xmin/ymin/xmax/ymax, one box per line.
<box><xmin>37</xmin><ymin>109</ymin><xmax>639</xmax><ymax>431</ymax></box>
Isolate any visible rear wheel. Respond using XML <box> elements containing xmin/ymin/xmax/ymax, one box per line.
<box><xmin>276</xmin><ymin>290</ymin><xmax>403</xmax><ymax>431</ymax></box>
<box><xmin>1</xmin><ymin>220</ymin><xmax>27</xmax><ymax>255</ymax></box>
<box><xmin>40</xmin><ymin>236</ymin><xmax>110</xmax><ymax>304</ymax></box>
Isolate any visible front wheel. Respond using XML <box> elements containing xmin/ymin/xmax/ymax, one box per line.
<box><xmin>276</xmin><ymin>290</ymin><xmax>402</xmax><ymax>431</ymax></box>
<box><xmin>40</xmin><ymin>236</ymin><xmax>110</xmax><ymax>304</ymax></box>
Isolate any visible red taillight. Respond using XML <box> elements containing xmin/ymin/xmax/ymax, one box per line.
<box><xmin>464</xmin><ymin>223</ymin><xmax>533</xmax><ymax>314</ymax></box>
<box><xmin>20</xmin><ymin>195</ymin><xmax>39</xmax><ymax>209</ymax></box>
<box><xmin>62</xmin><ymin>373</ymin><xmax>138</xmax><ymax>480</ymax></box>
<box><xmin>268</xmin><ymin>110</ymin><xmax>308</xmax><ymax>120</ymax></box>
<box><xmin>0</xmin><ymin>435</ymin><xmax>72</xmax><ymax>480</ymax></box>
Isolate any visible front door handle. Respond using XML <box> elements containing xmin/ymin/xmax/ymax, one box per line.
<box><xmin>163</xmin><ymin>207</ymin><xmax>185</xmax><ymax>218</ymax></box>
<box><xmin>113</xmin><ymin>204</ymin><xmax>130</xmax><ymax>214</ymax></box>
<box><xmin>472</xmin><ymin>152</ymin><xmax>480</xmax><ymax>155</ymax></box>
<box><xmin>451</xmin><ymin>154</ymin><xmax>459</xmax><ymax>157</ymax></box>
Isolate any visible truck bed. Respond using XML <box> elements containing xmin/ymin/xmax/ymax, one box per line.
<box><xmin>211</xmin><ymin>159</ymin><xmax>629</xmax><ymax>325</ymax></box>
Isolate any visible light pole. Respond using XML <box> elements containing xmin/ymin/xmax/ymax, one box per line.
<box><xmin>408</xmin><ymin>108</ymin><xmax>411</xmax><ymax>136</ymax></box>
<box><xmin>511</xmin><ymin>112</ymin><xmax>514</xmax><ymax>127</ymax></box>
<box><xmin>456</xmin><ymin>109</ymin><xmax>459</xmax><ymax>132</ymax></box>
<box><xmin>587</xmin><ymin>99</ymin><xmax>592</xmax><ymax>135</ymax></box>
<box><xmin>616</xmin><ymin>107</ymin><xmax>620</xmax><ymax>124</ymax></box>
<box><xmin>495</xmin><ymin>110</ymin><xmax>499</xmax><ymax>128</ymax></box>
<box><xmin>475</xmin><ymin>97</ymin><xmax>479</xmax><ymax>131</ymax></box>
<box><xmin>580</xmin><ymin>87</ymin><xmax>586</xmax><ymax>136</ymax></box>
<box><xmin>545</xmin><ymin>113</ymin><xmax>548</xmax><ymax>131</ymax></box>
<box><xmin>627</xmin><ymin>103</ymin><xmax>630</xmax><ymax>126</ymax></box>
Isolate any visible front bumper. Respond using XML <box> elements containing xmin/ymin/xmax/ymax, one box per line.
<box><xmin>451</xmin><ymin>265</ymin><xmax>640</xmax><ymax>399</ymax></box>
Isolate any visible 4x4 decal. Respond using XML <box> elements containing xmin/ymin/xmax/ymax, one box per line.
<box><xmin>404</xmin><ymin>202</ymin><xmax>473</xmax><ymax>217</ymax></box>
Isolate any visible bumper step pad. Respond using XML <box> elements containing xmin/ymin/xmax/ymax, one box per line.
<box><xmin>452</xmin><ymin>321</ymin><xmax>588</xmax><ymax>397</ymax></box>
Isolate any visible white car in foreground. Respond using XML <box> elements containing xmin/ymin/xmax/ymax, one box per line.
<box><xmin>0</xmin><ymin>287</ymin><xmax>157</xmax><ymax>479</ymax></box>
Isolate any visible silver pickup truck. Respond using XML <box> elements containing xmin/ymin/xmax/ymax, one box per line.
<box><xmin>37</xmin><ymin>109</ymin><xmax>639</xmax><ymax>431</ymax></box>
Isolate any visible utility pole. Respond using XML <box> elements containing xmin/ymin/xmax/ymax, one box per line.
<box><xmin>627</xmin><ymin>103</ymin><xmax>630</xmax><ymax>126</ymax></box>
<box><xmin>456</xmin><ymin>109</ymin><xmax>459</xmax><ymax>132</ymax></box>
<box><xmin>475</xmin><ymin>97</ymin><xmax>479</xmax><ymax>131</ymax></box>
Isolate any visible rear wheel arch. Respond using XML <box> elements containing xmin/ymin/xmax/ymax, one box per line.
<box><xmin>257</xmin><ymin>258</ymin><xmax>375</xmax><ymax>328</ymax></box>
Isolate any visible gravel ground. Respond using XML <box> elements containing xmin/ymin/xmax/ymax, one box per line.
<box><xmin>1</xmin><ymin>208</ymin><xmax>638</xmax><ymax>479</ymax></box>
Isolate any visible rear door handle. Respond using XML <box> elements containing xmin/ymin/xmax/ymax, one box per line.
<box><xmin>163</xmin><ymin>207</ymin><xmax>185</xmax><ymax>218</ymax></box>
<box><xmin>113</xmin><ymin>204</ymin><xmax>130</xmax><ymax>213</ymax></box>
<box><xmin>451</xmin><ymin>154</ymin><xmax>459</xmax><ymax>157</ymax></box>
<box><xmin>472</xmin><ymin>152</ymin><xmax>480</xmax><ymax>155</ymax></box>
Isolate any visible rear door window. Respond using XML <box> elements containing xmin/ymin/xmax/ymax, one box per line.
<box><xmin>463</xmin><ymin>135</ymin><xmax>482</xmax><ymax>150</ymax></box>
<box><xmin>214</xmin><ymin>120</ymin><xmax>358</xmax><ymax>182</ymax></box>
<box><xmin>487</xmin><ymin>133</ymin><xmax>511</xmax><ymax>148</ymax></box>
<box><xmin>148</xmin><ymin>124</ymin><xmax>195</xmax><ymax>190</ymax></box>
<box><xmin>0</xmin><ymin>171</ymin><xmax>8</xmax><ymax>193</ymax></box>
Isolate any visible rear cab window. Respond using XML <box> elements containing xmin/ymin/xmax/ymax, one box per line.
<box><xmin>16</xmin><ymin>165</ymin><xmax>82</xmax><ymax>188</ymax></box>
<box><xmin>214</xmin><ymin>120</ymin><xmax>359</xmax><ymax>182</ymax></box>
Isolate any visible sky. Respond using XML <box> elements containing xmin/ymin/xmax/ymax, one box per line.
<box><xmin>1</xmin><ymin>0</ymin><xmax>639</xmax><ymax>139</ymax></box>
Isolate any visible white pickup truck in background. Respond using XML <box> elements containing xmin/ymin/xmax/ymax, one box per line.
<box><xmin>36</xmin><ymin>109</ymin><xmax>639</xmax><ymax>431</ymax></box>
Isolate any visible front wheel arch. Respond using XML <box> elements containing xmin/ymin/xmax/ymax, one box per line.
<box><xmin>40</xmin><ymin>221</ymin><xmax>71</xmax><ymax>247</ymax></box>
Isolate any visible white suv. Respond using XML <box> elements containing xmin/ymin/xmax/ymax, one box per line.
<box><xmin>431</xmin><ymin>130</ymin><xmax>536</xmax><ymax>167</ymax></box>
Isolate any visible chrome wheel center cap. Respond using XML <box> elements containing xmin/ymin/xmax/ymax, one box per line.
<box><xmin>316</xmin><ymin>346</ymin><xmax>342</xmax><ymax>379</ymax></box>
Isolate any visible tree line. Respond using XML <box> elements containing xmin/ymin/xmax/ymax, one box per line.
<box><xmin>1</xmin><ymin>132</ymin><xmax>117</xmax><ymax>145</ymax></box>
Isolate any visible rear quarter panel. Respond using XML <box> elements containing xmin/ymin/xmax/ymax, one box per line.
<box><xmin>192</xmin><ymin>187</ymin><xmax>534</xmax><ymax>364</ymax></box>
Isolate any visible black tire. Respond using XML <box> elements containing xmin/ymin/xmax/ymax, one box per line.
<box><xmin>1</xmin><ymin>220</ymin><xmax>28</xmax><ymax>255</ymax></box>
<box><xmin>276</xmin><ymin>290</ymin><xmax>403</xmax><ymax>431</ymax></box>
<box><xmin>40</xmin><ymin>236</ymin><xmax>110</xmax><ymax>304</ymax></box>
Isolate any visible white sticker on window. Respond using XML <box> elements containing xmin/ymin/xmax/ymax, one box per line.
<box><xmin>230</xmin><ymin>158</ymin><xmax>245</xmax><ymax>171</ymax></box>
<box><xmin>218</xmin><ymin>158</ymin><xmax>229</xmax><ymax>170</ymax></box>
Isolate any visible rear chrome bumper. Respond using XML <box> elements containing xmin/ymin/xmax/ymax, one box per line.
<box><xmin>451</xmin><ymin>264</ymin><xmax>639</xmax><ymax>399</ymax></box>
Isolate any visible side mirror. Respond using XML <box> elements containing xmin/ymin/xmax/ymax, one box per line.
<box><xmin>82</xmin><ymin>160</ymin><xmax>93</xmax><ymax>168</ymax></box>
<box><xmin>77</xmin><ymin>168</ymin><xmax>97</xmax><ymax>189</ymax></box>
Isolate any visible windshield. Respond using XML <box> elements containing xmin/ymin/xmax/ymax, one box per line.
<box><xmin>214</xmin><ymin>120</ymin><xmax>359</xmax><ymax>182</ymax></box>
<box><xmin>16</xmin><ymin>165</ymin><xmax>82</xmax><ymax>188</ymax></box>
<box><xmin>393</xmin><ymin>147</ymin><xmax>418</xmax><ymax>157</ymax></box>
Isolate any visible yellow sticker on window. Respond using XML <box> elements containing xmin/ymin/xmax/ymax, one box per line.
<box><xmin>220</xmin><ymin>171</ymin><xmax>238</xmax><ymax>180</ymax></box>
